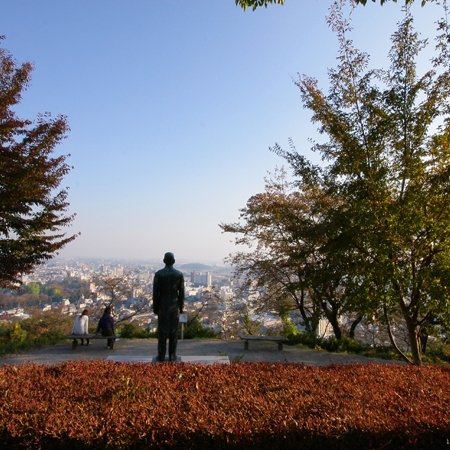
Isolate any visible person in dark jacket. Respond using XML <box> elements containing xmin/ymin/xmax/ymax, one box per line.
<box><xmin>152</xmin><ymin>252</ymin><xmax>185</xmax><ymax>362</ymax></box>
<box><xmin>97</xmin><ymin>306</ymin><xmax>115</xmax><ymax>349</ymax></box>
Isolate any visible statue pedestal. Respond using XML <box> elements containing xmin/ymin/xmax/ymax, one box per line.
<box><xmin>106</xmin><ymin>355</ymin><xmax>230</xmax><ymax>365</ymax></box>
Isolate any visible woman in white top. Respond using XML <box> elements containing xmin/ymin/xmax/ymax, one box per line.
<box><xmin>71</xmin><ymin>309</ymin><xmax>90</xmax><ymax>345</ymax></box>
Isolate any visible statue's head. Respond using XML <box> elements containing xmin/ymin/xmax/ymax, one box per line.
<box><xmin>163</xmin><ymin>252</ymin><xmax>175</xmax><ymax>266</ymax></box>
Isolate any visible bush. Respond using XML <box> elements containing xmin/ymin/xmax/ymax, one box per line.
<box><xmin>116</xmin><ymin>319</ymin><xmax>216</xmax><ymax>340</ymax></box>
<box><xmin>9</xmin><ymin>323</ymin><xmax>27</xmax><ymax>343</ymax></box>
<box><xmin>285</xmin><ymin>332</ymin><xmax>402</xmax><ymax>361</ymax></box>
<box><xmin>0</xmin><ymin>362</ymin><xmax>449</xmax><ymax>449</ymax></box>
<box><xmin>0</xmin><ymin>322</ymin><xmax>9</xmax><ymax>341</ymax></box>
<box><xmin>118</xmin><ymin>322</ymin><xmax>152</xmax><ymax>339</ymax></box>
<box><xmin>286</xmin><ymin>331</ymin><xmax>320</xmax><ymax>348</ymax></box>
<box><xmin>281</xmin><ymin>318</ymin><xmax>298</xmax><ymax>336</ymax></box>
<box><xmin>0</xmin><ymin>310</ymin><xmax>73</xmax><ymax>355</ymax></box>
<box><xmin>183</xmin><ymin>317</ymin><xmax>217</xmax><ymax>339</ymax></box>
<box><xmin>421</xmin><ymin>341</ymin><xmax>450</xmax><ymax>365</ymax></box>
<box><xmin>20</xmin><ymin>310</ymin><xmax>73</xmax><ymax>346</ymax></box>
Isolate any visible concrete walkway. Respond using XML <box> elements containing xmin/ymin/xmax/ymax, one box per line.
<box><xmin>0</xmin><ymin>338</ymin><xmax>403</xmax><ymax>367</ymax></box>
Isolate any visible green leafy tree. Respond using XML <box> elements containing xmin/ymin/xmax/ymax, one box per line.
<box><xmin>234</xmin><ymin>0</ymin><xmax>432</xmax><ymax>10</ymax></box>
<box><xmin>274</xmin><ymin>1</ymin><xmax>450</xmax><ymax>365</ymax></box>
<box><xmin>235</xmin><ymin>0</ymin><xmax>284</xmax><ymax>11</ymax></box>
<box><xmin>41</xmin><ymin>284</ymin><xmax>63</xmax><ymax>301</ymax></box>
<box><xmin>26</xmin><ymin>282</ymin><xmax>41</xmax><ymax>296</ymax></box>
<box><xmin>0</xmin><ymin>38</ymin><xmax>78</xmax><ymax>289</ymax></box>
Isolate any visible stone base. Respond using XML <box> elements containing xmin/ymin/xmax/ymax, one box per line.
<box><xmin>106</xmin><ymin>355</ymin><xmax>230</xmax><ymax>365</ymax></box>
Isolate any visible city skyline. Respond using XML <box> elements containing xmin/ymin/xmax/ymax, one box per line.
<box><xmin>1</xmin><ymin>1</ymin><xmax>442</xmax><ymax>262</ymax></box>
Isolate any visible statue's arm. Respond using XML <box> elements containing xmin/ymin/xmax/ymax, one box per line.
<box><xmin>178</xmin><ymin>275</ymin><xmax>185</xmax><ymax>313</ymax></box>
<box><xmin>152</xmin><ymin>275</ymin><xmax>160</xmax><ymax>314</ymax></box>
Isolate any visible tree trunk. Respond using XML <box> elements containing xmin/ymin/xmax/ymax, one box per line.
<box><xmin>406</xmin><ymin>320</ymin><xmax>422</xmax><ymax>365</ymax></box>
<box><xmin>322</xmin><ymin>300</ymin><xmax>342</xmax><ymax>340</ymax></box>
<box><xmin>328</xmin><ymin>314</ymin><xmax>342</xmax><ymax>340</ymax></box>
<box><xmin>419</xmin><ymin>326</ymin><xmax>428</xmax><ymax>354</ymax></box>
<box><xmin>349</xmin><ymin>315</ymin><xmax>363</xmax><ymax>339</ymax></box>
<box><xmin>383</xmin><ymin>304</ymin><xmax>412</xmax><ymax>364</ymax></box>
<box><xmin>293</xmin><ymin>288</ymin><xmax>318</xmax><ymax>333</ymax></box>
<box><xmin>397</xmin><ymin>291</ymin><xmax>422</xmax><ymax>365</ymax></box>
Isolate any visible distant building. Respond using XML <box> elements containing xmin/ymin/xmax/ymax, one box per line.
<box><xmin>190</xmin><ymin>271</ymin><xmax>212</xmax><ymax>287</ymax></box>
<box><xmin>139</xmin><ymin>272</ymin><xmax>153</xmax><ymax>282</ymax></box>
<box><xmin>114</xmin><ymin>267</ymin><xmax>124</xmax><ymax>277</ymax></box>
<box><xmin>220</xmin><ymin>286</ymin><xmax>234</xmax><ymax>301</ymax></box>
<box><xmin>186</xmin><ymin>288</ymin><xmax>200</xmax><ymax>297</ymax></box>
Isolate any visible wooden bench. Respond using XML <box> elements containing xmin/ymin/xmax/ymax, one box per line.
<box><xmin>239</xmin><ymin>333</ymin><xmax>289</xmax><ymax>351</ymax></box>
<box><xmin>67</xmin><ymin>334</ymin><xmax>120</xmax><ymax>350</ymax></box>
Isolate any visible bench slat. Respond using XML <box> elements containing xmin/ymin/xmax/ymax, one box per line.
<box><xmin>239</xmin><ymin>333</ymin><xmax>288</xmax><ymax>351</ymax></box>
<box><xmin>68</xmin><ymin>334</ymin><xmax>120</xmax><ymax>350</ymax></box>
<box><xmin>67</xmin><ymin>334</ymin><xmax>119</xmax><ymax>339</ymax></box>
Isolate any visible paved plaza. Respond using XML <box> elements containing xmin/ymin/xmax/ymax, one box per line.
<box><xmin>0</xmin><ymin>338</ymin><xmax>404</xmax><ymax>367</ymax></box>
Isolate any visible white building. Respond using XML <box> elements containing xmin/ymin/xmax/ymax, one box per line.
<box><xmin>190</xmin><ymin>271</ymin><xmax>212</xmax><ymax>287</ymax></box>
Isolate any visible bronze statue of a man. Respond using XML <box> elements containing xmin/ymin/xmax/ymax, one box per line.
<box><xmin>152</xmin><ymin>252</ymin><xmax>185</xmax><ymax>362</ymax></box>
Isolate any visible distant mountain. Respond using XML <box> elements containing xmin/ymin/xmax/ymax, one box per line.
<box><xmin>179</xmin><ymin>263</ymin><xmax>213</xmax><ymax>271</ymax></box>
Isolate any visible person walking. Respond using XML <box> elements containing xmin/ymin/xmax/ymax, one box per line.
<box><xmin>152</xmin><ymin>252</ymin><xmax>185</xmax><ymax>362</ymax></box>
<box><xmin>71</xmin><ymin>309</ymin><xmax>90</xmax><ymax>345</ymax></box>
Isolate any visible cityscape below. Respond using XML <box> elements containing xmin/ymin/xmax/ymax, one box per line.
<box><xmin>0</xmin><ymin>257</ymin><xmax>294</xmax><ymax>340</ymax></box>
<box><xmin>0</xmin><ymin>257</ymin><xmax>401</xmax><ymax>350</ymax></box>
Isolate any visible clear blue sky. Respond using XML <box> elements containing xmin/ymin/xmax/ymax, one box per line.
<box><xmin>1</xmin><ymin>0</ymin><xmax>443</xmax><ymax>263</ymax></box>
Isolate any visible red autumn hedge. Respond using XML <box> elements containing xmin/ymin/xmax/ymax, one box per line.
<box><xmin>0</xmin><ymin>361</ymin><xmax>448</xmax><ymax>449</ymax></box>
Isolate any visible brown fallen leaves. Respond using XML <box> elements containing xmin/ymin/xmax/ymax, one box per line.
<box><xmin>0</xmin><ymin>361</ymin><xmax>449</xmax><ymax>449</ymax></box>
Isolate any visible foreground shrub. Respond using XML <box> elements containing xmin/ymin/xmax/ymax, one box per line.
<box><xmin>0</xmin><ymin>311</ymin><xmax>73</xmax><ymax>355</ymax></box>
<box><xmin>183</xmin><ymin>317</ymin><xmax>217</xmax><ymax>339</ymax></box>
<box><xmin>118</xmin><ymin>322</ymin><xmax>154</xmax><ymax>339</ymax></box>
<box><xmin>117</xmin><ymin>320</ymin><xmax>216</xmax><ymax>340</ymax></box>
<box><xmin>287</xmin><ymin>332</ymin><xmax>402</xmax><ymax>360</ymax></box>
<box><xmin>421</xmin><ymin>340</ymin><xmax>450</xmax><ymax>365</ymax></box>
<box><xmin>0</xmin><ymin>361</ymin><xmax>448</xmax><ymax>449</ymax></box>
<box><xmin>20</xmin><ymin>310</ymin><xmax>73</xmax><ymax>344</ymax></box>
<box><xmin>9</xmin><ymin>323</ymin><xmax>27</xmax><ymax>343</ymax></box>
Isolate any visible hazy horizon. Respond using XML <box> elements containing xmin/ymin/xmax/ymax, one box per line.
<box><xmin>52</xmin><ymin>255</ymin><xmax>230</xmax><ymax>267</ymax></box>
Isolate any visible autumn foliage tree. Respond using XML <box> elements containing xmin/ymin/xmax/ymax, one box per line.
<box><xmin>0</xmin><ymin>37</ymin><xmax>77</xmax><ymax>288</ymax></box>
<box><xmin>91</xmin><ymin>274</ymin><xmax>152</xmax><ymax>326</ymax></box>
<box><xmin>220</xmin><ymin>168</ymin><xmax>361</xmax><ymax>338</ymax></box>
<box><xmin>221</xmin><ymin>169</ymin><xmax>318</xmax><ymax>333</ymax></box>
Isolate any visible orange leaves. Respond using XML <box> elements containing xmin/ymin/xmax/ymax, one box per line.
<box><xmin>0</xmin><ymin>361</ymin><xmax>449</xmax><ymax>448</ymax></box>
